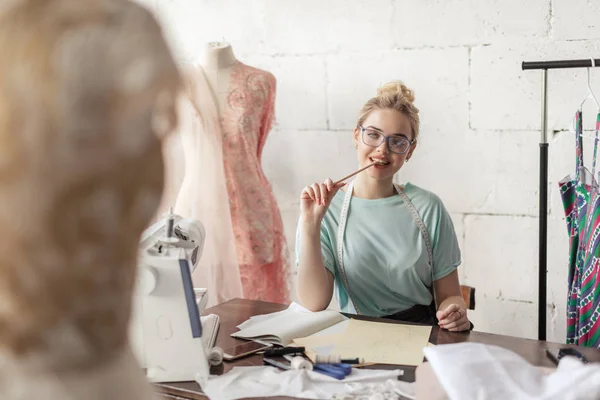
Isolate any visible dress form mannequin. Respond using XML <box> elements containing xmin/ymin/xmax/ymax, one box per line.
<box><xmin>156</xmin><ymin>42</ymin><xmax>238</xmax><ymax>220</ymax></box>
<box><xmin>0</xmin><ymin>1</ymin><xmax>180</xmax><ymax>399</ymax></box>
<box><xmin>175</xmin><ymin>42</ymin><xmax>290</xmax><ymax>305</ymax></box>
<box><xmin>155</xmin><ymin>42</ymin><xmax>238</xmax><ymax>220</ymax></box>
<box><xmin>201</xmin><ymin>42</ymin><xmax>238</xmax><ymax>111</ymax></box>
<box><xmin>156</xmin><ymin>42</ymin><xmax>237</xmax><ymax>220</ymax></box>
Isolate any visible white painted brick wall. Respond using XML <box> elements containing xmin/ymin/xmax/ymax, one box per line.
<box><xmin>153</xmin><ymin>0</ymin><xmax>267</xmax><ymax>62</ymax></box>
<box><xmin>327</xmin><ymin>48</ymin><xmax>469</xmax><ymax>131</ymax></box>
<box><xmin>463</xmin><ymin>214</ymin><xmax>540</xmax><ymax>339</ymax></box>
<box><xmin>395</xmin><ymin>0</ymin><xmax>549</xmax><ymax>47</ymax></box>
<box><xmin>450</xmin><ymin>213</ymin><xmax>466</xmax><ymax>283</ymax></box>
<box><xmin>264</xmin><ymin>0</ymin><xmax>394</xmax><ymax>54</ymax></box>
<box><xmin>553</xmin><ymin>0</ymin><xmax>600</xmax><ymax>41</ymax></box>
<box><xmin>403</xmin><ymin>129</ymin><xmax>540</xmax><ymax>216</ymax></box>
<box><xmin>471</xmin><ymin>39</ymin><xmax>600</xmax><ymax>131</ymax></box>
<box><xmin>144</xmin><ymin>0</ymin><xmax>600</xmax><ymax>343</ymax></box>
<box><xmin>262</xmin><ymin>129</ymin><xmax>355</xmax><ymax>206</ymax></box>
<box><xmin>242</xmin><ymin>55</ymin><xmax>329</xmax><ymax>130</ymax></box>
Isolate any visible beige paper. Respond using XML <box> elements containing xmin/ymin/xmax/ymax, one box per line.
<box><xmin>331</xmin><ymin>319</ymin><xmax>432</xmax><ymax>366</ymax></box>
<box><xmin>292</xmin><ymin>333</ymin><xmax>344</xmax><ymax>349</ymax></box>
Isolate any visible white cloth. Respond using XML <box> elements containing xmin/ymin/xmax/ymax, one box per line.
<box><xmin>202</xmin><ymin>366</ymin><xmax>403</xmax><ymax>400</ymax></box>
<box><xmin>331</xmin><ymin>379</ymin><xmax>416</xmax><ymax>400</ymax></box>
<box><xmin>423</xmin><ymin>343</ymin><xmax>600</xmax><ymax>400</ymax></box>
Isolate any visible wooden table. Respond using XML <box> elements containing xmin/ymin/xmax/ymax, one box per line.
<box><xmin>155</xmin><ymin>299</ymin><xmax>600</xmax><ymax>399</ymax></box>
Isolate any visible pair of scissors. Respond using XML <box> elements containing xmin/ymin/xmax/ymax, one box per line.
<box><xmin>312</xmin><ymin>363</ymin><xmax>352</xmax><ymax>380</ymax></box>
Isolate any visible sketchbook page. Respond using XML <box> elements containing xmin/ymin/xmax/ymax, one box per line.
<box><xmin>310</xmin><ymin>319</ymin><xmax>349</xmax><ymax>337</ymax></box>
<box><xmin>236</xmin><ymin>308</ymin><xmax>288</xmax><ymax>331</ymax></box>
<box><xmin>291</xmin><ymin>320</ymin><xmax>350</xmax><ymax>355</ymax></box>
<box><xmin>236</xmin><ymin>302</ymin><xmax>309</xmax><ymax>331</ymax></box>
<box><xmin>231</xmin><ymin>309</ymin><xmax>346</xmax><ymax>346</ymax></box>
<box><xmin>331</xmin><ymin>319</ymin><xmax>432</xmax><ymax>366</ymax></box>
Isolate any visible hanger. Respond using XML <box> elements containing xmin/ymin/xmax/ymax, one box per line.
<box><xmin>579</xmin><ymin>57</ymin><xmax>600</xmax><ymax>111</ymax></box>
<box><xmin>574</xmin><ymin>58</ymin><xmax>600</xmax><ymax>189</ymax></box>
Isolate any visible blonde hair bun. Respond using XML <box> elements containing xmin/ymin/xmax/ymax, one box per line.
<box><xmin>357</xmin><ymin>79</ymin><xmax>420</xmax><ymax>139</ymax></box>
<box><xmin>376</xmin><ymin>80</ymin><xmax>415</xmax><ymax>105</ymax></box>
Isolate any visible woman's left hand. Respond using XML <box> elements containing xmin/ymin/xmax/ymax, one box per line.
<box><xmin>436</xmin><ymin>303</ymin><xmax>470</xmax><ymax>331</ymax></box>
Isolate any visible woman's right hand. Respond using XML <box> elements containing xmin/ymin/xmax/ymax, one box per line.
<box><xmin>300</xmin><ymin>178</ymin><xmax>346</xmax><ymax>224</ymax></box>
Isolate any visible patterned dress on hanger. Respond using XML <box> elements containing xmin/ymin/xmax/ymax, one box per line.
<box><xmin>220</xmin><ymin>62</ymin><xmax>290</xmax><ymax>303</ymax></box>
<box><xmin>560</xmin><ymin>111</ymin><xmax>600</xmax><ymax>347</ymax></box>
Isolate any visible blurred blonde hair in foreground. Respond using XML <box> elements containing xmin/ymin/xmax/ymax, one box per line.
<box><xmin>0</xmin><ymin>0</ymin><xmax>180</xmax><ymax>398</ymax></box>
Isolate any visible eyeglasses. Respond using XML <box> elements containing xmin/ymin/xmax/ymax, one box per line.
<box><xmin>358</xmin><ymin>125</ymin><xmax>415</xmax><ymax>155</ymax></box>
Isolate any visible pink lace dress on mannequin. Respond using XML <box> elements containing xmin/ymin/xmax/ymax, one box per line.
<box><xmin>222</xmin><ymin>63</ymin><xmax>290</xmax><ymax>303</ymax></box>
<box><xmin>176</xmin><ymin>62</ymin><xmax>290</xmax><ymax>304</ymax></box>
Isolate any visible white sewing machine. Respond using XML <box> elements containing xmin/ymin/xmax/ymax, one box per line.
<box><xmin>129</xmin><ymin>209</ymin><xmax>213</xmax><ymax>386</ymax></box>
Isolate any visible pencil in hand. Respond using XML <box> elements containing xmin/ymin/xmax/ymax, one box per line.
<box><xmin>333</xmin><ymin>161</ymin><xmax>378</xmax><ymax>186</ymax></box>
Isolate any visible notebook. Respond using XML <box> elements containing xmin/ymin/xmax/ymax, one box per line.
<box><xmin>231</xmin><ymin>303</ymin><xmax>347</xmax><ymax>346</ymax></box>
<box><xmin>200</xmin><ymin>314</ymin><xmax>219</xmax><ymax>349</ymax></box>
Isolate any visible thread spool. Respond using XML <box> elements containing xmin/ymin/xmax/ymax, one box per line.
<box><xmin>290</xmin><ymin>356</ymin><xmax>313</xmax><ymax>371</ymax></box>
<box><xmin>314</xmin><ymin>355</ymin><xmax>364</xmax><ymax>364</ymax></box>
<box><xmin>315</xmin><ymin>355</ymin><xmax>341</xmax><ymax>364</ymax></box>
<box><xmin>207</xmin><ymin>346</ymin><xmax>224</xmax><ymax>366</ymax></box>
<box><xmin>165</xmin><ymin>210</ymin><xmax>175</xmax><ymax>238</ymax></box>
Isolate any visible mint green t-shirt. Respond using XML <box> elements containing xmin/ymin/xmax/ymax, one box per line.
<box><xmin>295</xmin><ymin>182</ymin><xmax>461</xmax><ymax>317</ymax></box>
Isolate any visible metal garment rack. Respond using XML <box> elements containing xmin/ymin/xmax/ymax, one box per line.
<box><xmin>522</xmin><ymin>58</ymin><xmax>600</xmax><ymax>341</ymax></box>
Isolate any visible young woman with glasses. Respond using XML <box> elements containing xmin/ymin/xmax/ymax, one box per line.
<box><xmin>296</xmin><ymin>81</ymin><xmax>471</xmax><ymax>331</ymax></box>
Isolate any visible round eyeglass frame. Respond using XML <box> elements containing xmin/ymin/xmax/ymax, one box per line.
<box><xmin>358</xmin><ymin>125</ymin><xmax>415</xmax><ymax>155</ymax></box>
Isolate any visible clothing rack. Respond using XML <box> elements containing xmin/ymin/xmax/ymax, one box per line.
<box><xmin>522</xmin><ymin>58</ymin><xmax>600</xmax><ymax>341</ymax></box>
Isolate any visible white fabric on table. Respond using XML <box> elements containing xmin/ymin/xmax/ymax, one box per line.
<box><xmin>202</xmin><ymin>366</ymin><xmax>403</xmax><ymax>400</ymax></box>
<box><xmin>423</xmin><ymin>343</ymin><xmax>600</xmax><ymax>400</ymax></box>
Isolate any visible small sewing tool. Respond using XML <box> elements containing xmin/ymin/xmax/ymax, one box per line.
<box><xmin>265</xmin><ymin>355</ymin><xmax>349</xmax><ymax>380</ymax></box>
<box><xmin>314</xmin><ymin>355</ymin><xmax>364</xmax><ymax>364</ymax></box>
<box><xmin>282</xmin><ymin>355</ymin><xmax>352</xmax><ymax>380</ymax></box>
<box><xmin>315</xmin><ymin>363</ymin><xmax>351</xmax><ymax>374</ymax></box>
<box><xmin>334</xmin><ymin>161</ymin><xmax>378</xmax><ymax>186</ymax></box>
<box><xmin>263</xmin><ymin>346</ymin><xmax>305</xmax><ymax>357</ymax></box>
<box><xmin>312</xmin><ymin>363</ymin><xmax>347</xmax><ymax>380</ymax></box>
<box><xmin>263</xmin><ymin>357</ymin><xmax>294</xmax><ymax>370</ymax></box>
<box><xmin>265</xmin><ymin>355</ymin><xmax>313</xmax><ymax>371</ymax></box>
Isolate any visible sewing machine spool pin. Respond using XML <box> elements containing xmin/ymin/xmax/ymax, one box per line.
<box><xmin>160</xmin><ymin>207</ymin><xmax>179</xmax><ymax>246</ymax></box>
